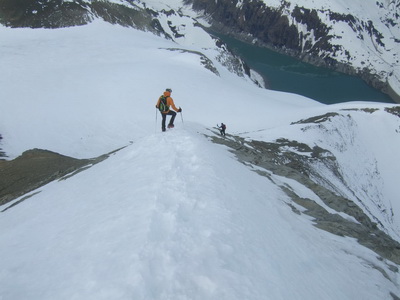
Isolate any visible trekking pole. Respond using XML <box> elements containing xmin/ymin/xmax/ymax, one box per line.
<box><xmin>155</xmin><ymin>108</ymin><xmax>158</xmax><ymax>133</ymax></box>
<box><xmin>180</xmin><ymin>110</ymin><xmax>184</xmax><ymax>126</ymax></box>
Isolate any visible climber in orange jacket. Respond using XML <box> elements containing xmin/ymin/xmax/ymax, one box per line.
<box><xmin>156</xmin><ymin>88</ymin><xmax>182</xmax><ymax>132</ymax></box>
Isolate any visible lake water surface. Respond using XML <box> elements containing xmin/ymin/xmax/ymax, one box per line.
<box><xmin>217</xmin><ymin>34</ymin><xmax>395</xmax><ymax>104</ymax></box>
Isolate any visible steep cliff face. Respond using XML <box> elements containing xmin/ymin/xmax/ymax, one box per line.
<box><xmin>186</xmin><ymin>0</ymin><xmax>300</xmax><ymax>49</ymax></box>
<box><xmin>184</xmin><ymin>0</ymin><xmax>400</xmax><ymax>101</ymax></box>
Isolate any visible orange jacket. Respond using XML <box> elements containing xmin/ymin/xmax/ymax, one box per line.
<box><xmin>156</xmin><ymin>91</ymin><xmax>179</xmax><ymax>113</ymax></box>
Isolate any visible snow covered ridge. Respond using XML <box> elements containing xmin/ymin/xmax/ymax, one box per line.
<box><xmin>185</xmin><ymin>0</ymin><xmax>400</xmax><ymax>101</ymax></box>
<box><xmin>1</xmin><ymin>18</ymin><xmax>400</xmax><ymax>299</ymax></box>
<box><xmin>1</xmin><ymin>109</ymin><xmax>400</xmax><ymax>300</ymax></box>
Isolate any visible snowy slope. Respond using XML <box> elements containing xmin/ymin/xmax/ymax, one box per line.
<box><xmin>1</xmin><ymin>10</ymin><xmax>400</xmax><ymax>300</ymax></box>
<box><xmin>1</xmin><ymin>127</ymin><xmax>398</xmax><ymax>300</ymax></box>
<box><xmin>0</xmin><ymin>125</ymin><xmax>397</xmax><ymax>299</ymax></box>
<box><xmin>246</xmin><ymin>103</ymin><xmax>400</xmax><ymax>241</ymax></box>
<box><xmin>0</xmin><ymin>21</ymin><xmax>317</xmax><ymax>159</ymax></box>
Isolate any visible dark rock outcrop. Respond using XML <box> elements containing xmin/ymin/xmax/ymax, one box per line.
<box><xmin>186</xmin><ymin>0</ymin><xmax>299</xmax><ymax>50</ymax></box>
<box><xmin>0</xmin><ymin>149</ymin><xmax>92</xmax><ymax>206</ymax></box>
<box><xmin>0</xmin><ymin>0</ymin><xmax>164</xmax><ymax>34</ymax></box>
<box><xmin>0</xmin><ymin>146</ymin><xmax>126</xmax><ymax>208</ymax></box>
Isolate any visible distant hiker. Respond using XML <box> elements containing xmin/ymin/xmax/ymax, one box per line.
<box><xmin>218</xmin><ymin>123</ymin><xmax>226</xmax><ymax>136</ymax></box>
<box><xmin>156</xmin><ymin>88</ymin><xmax>182</xmax><ymax>132</ymax></box>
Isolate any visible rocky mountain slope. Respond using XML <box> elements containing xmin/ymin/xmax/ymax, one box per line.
<box><xmin>0</xmin><ymin>0</ymin><xmax>159</xmax><ymax>31</ymax></box>
<box><xmin>184</xmin><ymin>0</ymin><xmax>400</xmax><ymax>102</ymax></box>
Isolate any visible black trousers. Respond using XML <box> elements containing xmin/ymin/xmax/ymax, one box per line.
<box><xmin>161</xmin><ymin>111</ymin><xmax>176</xmax><ymax>130</ymax></box>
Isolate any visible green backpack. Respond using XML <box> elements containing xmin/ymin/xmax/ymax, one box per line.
<box><xmin>158</xmin><ymin>95</ymin><xmax>169</xmax><ymax>112</ymax></box>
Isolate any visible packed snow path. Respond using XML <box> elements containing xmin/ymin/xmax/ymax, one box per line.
<box><xmin>1</xmin><ymin>126</ymin><xmax>398</xmax><ymax>300</ymax></box>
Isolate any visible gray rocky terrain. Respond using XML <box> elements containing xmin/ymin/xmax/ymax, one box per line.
<box><xmin>0</xmin><ymin>147</ymin><xmax>125</xmax><ymax>210</ymax></box>
<box><xmin>207</xmin><ymin>130</ymin><xmax>400</xmax><ymax>269</ymax></box>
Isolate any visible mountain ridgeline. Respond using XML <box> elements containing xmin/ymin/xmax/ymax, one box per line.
<box><xmin>0</xmin><ymin>0</ymin><xmax>164</xmax><ymax>33</ymax></box>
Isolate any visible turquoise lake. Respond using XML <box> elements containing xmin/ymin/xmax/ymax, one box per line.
<box><xmin>217</xmin><ymin>34</ymin><xmax>395</xmax><ymax>104</ymax></box>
